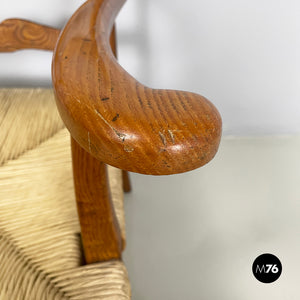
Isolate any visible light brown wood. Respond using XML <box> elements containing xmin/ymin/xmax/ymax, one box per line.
<box><xmin>110</xmin><ymin>23</ymin><xmax>132</xmax><ymax>193</ymax></box>
<box><xmin>52</xmin><ymin>0</ymin><xmax>222</xmax><ymax>175</ymax></box>
<box><xmin>72</xmin><ymin>22</ymin><xmax>127</xmax><ymax>263</ymax></box>
<box><xmin>0</xmin><ymin>19</ymin><xmax>60</xmax><ymax>52</ymax></box>
<box><xmin>71</xmin><ymin>137</ymin><xmax>123</xmax><ymax>263</ymax></box>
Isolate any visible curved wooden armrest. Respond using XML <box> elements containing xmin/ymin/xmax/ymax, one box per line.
<box><xmin>53</xmin><ymin>0</ymin><xmax>222</xmax><ymax>175</ymax></box>
<box><xmin>0</xmin><ymin>19</ymin><xmax>60</xmax><ymax>52</ymax></box>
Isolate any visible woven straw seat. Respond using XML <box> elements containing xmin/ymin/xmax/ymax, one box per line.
<box><xmin>0</xmin><ymin>89</ymin><xmax>130</xmax><ymax>299</ymax></box>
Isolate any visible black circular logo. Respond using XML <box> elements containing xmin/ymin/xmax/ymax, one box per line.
<box><xmin>252</xmin><ymin>253</ymin><xmax>282</xmax><ymax>283</ymax></box>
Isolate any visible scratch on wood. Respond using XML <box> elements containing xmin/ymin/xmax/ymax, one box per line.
<box><xmin>112</xmin><ymin>113</ymin><xmax>119</xmax><ymax>122</ymax></box>
<box><xmin>101</xmin><ymin>97</ymin><xmax>110</xmax><ymax>101</ymax></box>
<box><xmin>63</xmin><ymin>91</ymin><xmax>81</xmax><ymax>104</ymax></box>
<box><xmin>88</xmin><ymin>131</ymin><xmax>91</xmax><ymax>152</ymax></box>
<box><xmin>124</xmin><ymin>145</ymin><xmax>134</xmax><ymax>152</ymax></box>
<box><xmin>94</xmin><ymin>109</ymin><xmax>126</xmax><ymax>141</ymax></box>
<box><xmin>159</xmin><ymin>131</ymin><xmax>167</xmax><ymax>146</ymax></box>
<box><xmin>168</xmin><ymin>130</ymin><xmax>175</xmax><ymax>144</ymax></box>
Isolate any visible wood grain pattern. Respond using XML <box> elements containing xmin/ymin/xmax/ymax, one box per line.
<box><xmin>71</xmin><ymin>137</ymin><xmax>123</xmax><ymax>263</ymax></box>
<box><xmin>0</xmin><ymin>19</ymin><xmax>60</xmax><ymax>52</ymax></box>
<box><xmin>52</xmin><ymin>0</ymin><xmax>222</xmax><ymax>175</ymax></box>
<box><xmin>109</xmin><ymin>23</ymin><xmax>132</xmax><ymax>192</ymax></box>
<box><xmin>72</xmin><ymin>23</ymin><xmax>127</xmax><ymax>263</ymax></box>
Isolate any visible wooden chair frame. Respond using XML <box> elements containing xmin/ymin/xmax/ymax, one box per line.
<box><xmin>0</xmin><ymin>0</ymin><xmax>222</xmax><ymax>266</ymax></box>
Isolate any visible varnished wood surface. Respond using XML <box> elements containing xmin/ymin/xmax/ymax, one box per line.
<box><xmin>110</xmin><ymin>23</ymin><xmax>132</xmax><ymax>192</ymax></box>
<box><xmin>72</xmin><ymin>137</ymin><xmax>123</xmax><ymax>263</ymax></box>
<box><xmin>52</xmin><ymin>0</ymin><xmax>222</xmax><ymax>175</ymax></box>
<box><xmin>0</xmin><ymin>19</ymin><xmax>60</xmax><ymax>52</ymax></box>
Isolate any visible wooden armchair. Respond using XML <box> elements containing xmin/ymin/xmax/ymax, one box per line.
<box><xmin>0</xmin><ymin>0</ymin><xmax>222</xmax><ymax>298</ymax></box>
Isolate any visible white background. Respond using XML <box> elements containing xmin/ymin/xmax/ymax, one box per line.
<box><xmin>0</xmin><ymin>1</ymin><xmax>299</xmax><ymax>299</ymax></box>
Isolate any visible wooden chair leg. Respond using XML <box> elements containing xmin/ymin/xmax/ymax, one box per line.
<box><xmin>71</xmin><ymin>137</ymin><xmax>123</xmax><ymax>264</ymax></box>
<box><xmin>122</xmin><ymin>170</ymin><xmax>131</xmax><ymax>193</ymax></box>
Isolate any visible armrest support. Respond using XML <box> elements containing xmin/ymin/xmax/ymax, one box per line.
<box><xmin>52</xmin><ymin>0</ymin><xmax>222</xmax><ymax>175</ymax></box>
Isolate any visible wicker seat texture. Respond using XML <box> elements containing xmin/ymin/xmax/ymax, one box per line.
<box><xmin>0</xmin><ymin>89</ymin><xmax>130</xmax><ymax>299</ymax></box>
